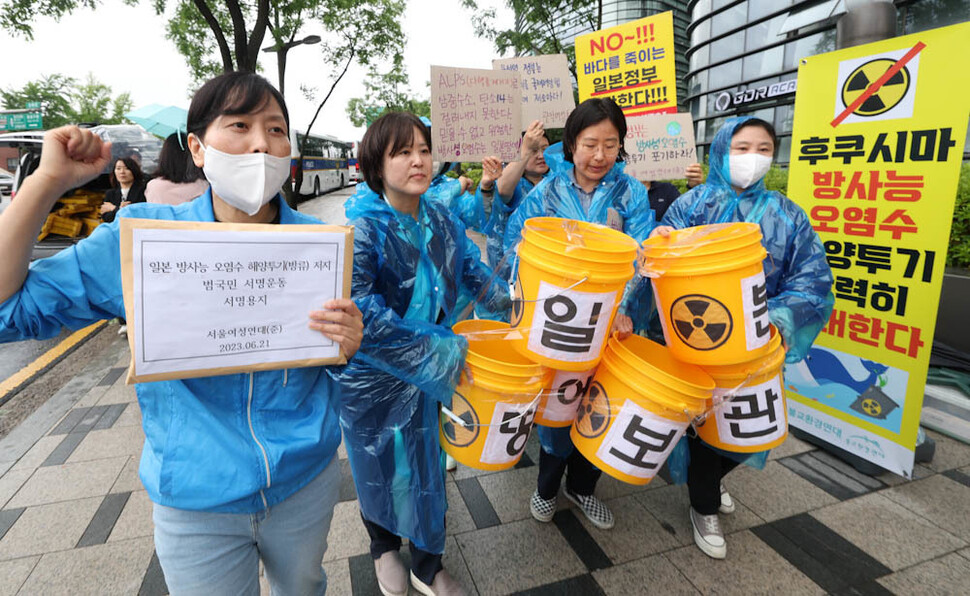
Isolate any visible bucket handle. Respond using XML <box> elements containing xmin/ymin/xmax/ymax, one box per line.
<box><xmin>441</xmin><ymin>389</ymin><xmax>543</xmax><ymax>429</ymax></box>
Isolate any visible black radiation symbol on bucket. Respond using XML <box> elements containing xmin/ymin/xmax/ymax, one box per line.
<box><xmin>861</xmin><ymin>398</ymin><xmax>883</xmax><ymax>417</ymax></box>
<box><xmin>841</xmin><ymin>58</ymin><xmax>911</xmax><ymax>117</ymax></box>
<box><xmin>670</xmin><ymin>294</ymin><xmax>733</xmax><ymax>351</ymax></box>
<box><xmin>575</xmin><ymin>380</ymin><xmax>610</xmax><ymax>439</ymax></box>
<box><xmin>510</xmin><ymin>276</ymin><xmax>524</xmax><ymax>327</ymax></box>
<box><xmin>442</xmin><ymin>392</ymin><xmax>479</xmax><ymax>448</ymax></box>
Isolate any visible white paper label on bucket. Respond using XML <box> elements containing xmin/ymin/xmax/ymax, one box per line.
<box><xmin>595</xmin><ymin>400</ymin><xmax>687</xmax><ymax>480</ymax></box>
<box><xmin>541</xmin><ymin>369</ymin><xmax>596</xmax><ymax>423</ymax></box>
<box><xmin>480</xmin><ymin>401</ymin><xmax>537</xmax><ymax>465</ymax></box>
<box><xmin>740</xmin><ymin>270</ymin><xmax>771</xmax><ymax>352</ymax></box>
<box><xmin>527</xmin><ymin>281</ymin><xmax>617</xmax><ymax>363</ymax></box>
<box><xmin>714</xmin><ymin>375</ymin><xmax>786</xmax><ymax>447</ymax></box>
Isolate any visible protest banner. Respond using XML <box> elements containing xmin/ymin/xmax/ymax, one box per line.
<box><xmin>575</xmin><ymin>11</ymin><xmax>677</xmax><ymax>116</ymax></box>
<box><xmin>493</xmin><ymin>54</ymin><xmax>575</xmax><ymax>129</ymax></box>
<box><xmin>430</xmin><ymin>65</ymin><xmax>521</xmax><ymax>162</ymax></box>
<box><xmin>784</xmin><ymin>22</ymin><xmax>970</xmax><ymax>477</ymax></box>
<box><xmin>119</xmin><ymin>219</ymin><xmax>353</xmax><ymax>383</ymax></box>
<box><xmin>623</xmin><ymin>112</ymin><xmax>696</xmax><ymax>181</ymax></box>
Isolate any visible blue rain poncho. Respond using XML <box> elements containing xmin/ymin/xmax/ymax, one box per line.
<box><xmin>480</xmin><ymin>177</ymin><xmax>537</xmax><ymax>271</ymax></box>
<box><xmin>502</xmin><ymin>142</ymin><xmax>656</xmax><ymax>459</ymax></box>
<box><xmin>660</xmin><ymin>116</ymin><xmax>834</xmax><ymax>364</ymax></box>
<box><xmin>340</xmin><ymin>183</ymin><xmax>510</xmax><ymax>553</ymax></box>
<box><xmin>661</xmin><ymin>116</ymin><xmax>834</xmax><ymax>478</ymax></box>
<box><xmin>424</xmin><ymin>174</ymin><xmax>485</xmax><ymax>233</ymax></box>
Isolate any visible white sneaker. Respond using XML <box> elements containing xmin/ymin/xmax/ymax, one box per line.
<box><xmin>719</xmin><ymin>482</ymin><xmax>736</xmax><ymax>514</ymax></box>
<box><xmin>445</xmin><ymin>454</ymin><xmax>457</xmax><ymax>471</ymax></box>
<box><xmin>529</xmin><ymin>489</ymin><xmax>556</xmax><ymax>522</ymax></box>
<box><xmin>117</xmin><ymin>324</ymin><xmax>127</xmax><ymax>336</ymax></box>
<box><xmin>689</xmin><ymin>507</ymin><xmax>727</xmax><ymax>559</ymax></box>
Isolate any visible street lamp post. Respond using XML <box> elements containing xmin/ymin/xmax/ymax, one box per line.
<box><xmin>261</xmin><ymin>34</ymin><xmax>321</xmax><ymax>97</ymax></box>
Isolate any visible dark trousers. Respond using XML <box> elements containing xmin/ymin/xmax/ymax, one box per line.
<box><xmin>687</xmin><ymin>434</ymin><xmax>741</xmax><ymax>515</ymax></box>
<box><xmin>536</xmin><ymin>447</ymin><xmax>602</xmax><ymax>500</ymax></box>
<box><xmin>360</xmin><ymin>515</ymin><xmax>442</xmax><ymax>585</ymax></box>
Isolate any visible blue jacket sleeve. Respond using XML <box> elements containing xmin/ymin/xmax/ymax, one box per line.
<box><xmin>502</xmin><ymin>181</ymin><xmax>546</xmax><ymax>255</ymax></box>
<box><xmin>768</xmin><ymin>206</ymin><xmax>835</xmax><ymax>363</ymax></box>
<box><xmin>660</xmin><ymin>187</ymin><xmax>702</xmax><ymax>229</ymax></box>
<box><xmin>620</xmin><ymin>178</ymin><xmax>656</xmax><ymax>244</ymax></box>
<box><xmin>0</xmin><ymin>223</ymin><xmax>123</xmax><ymax>342</ymax></box>
<box><xmin>346</xmin><ymin>219</ymin><xmax>468</xmax><ymax>400</ymax></box>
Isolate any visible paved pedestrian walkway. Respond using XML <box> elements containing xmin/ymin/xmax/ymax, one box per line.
<box><xmin>0</xmin><ymin>330</ymin><xmax>969</xmax><ymax>594</ymax></box>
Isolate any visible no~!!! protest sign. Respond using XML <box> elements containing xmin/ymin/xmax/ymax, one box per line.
<box><xmin>575</xmin><ymin>11</ymin><xmax>678</xmax><ymax>116</ymax></box>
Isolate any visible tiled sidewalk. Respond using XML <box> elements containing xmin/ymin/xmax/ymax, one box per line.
<box><xmin>1</xmin><ymin>334</ymin><xmax>970</xmax><ymax>594</ymax></box>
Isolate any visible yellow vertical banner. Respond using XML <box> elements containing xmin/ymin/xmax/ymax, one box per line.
<box><xmin>575</xmin><ymin>11</ymin><xmax>677</xmax><ymax>116</ymax></box>
<box><xmin>784</xmin><ymin>22</ymin><xmax>970</xmax><ymax>477</ymax></box>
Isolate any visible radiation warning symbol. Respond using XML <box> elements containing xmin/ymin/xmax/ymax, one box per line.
<box><xmin>510</xmin><ymin>277</ymin><xmax>524</xmax><ymax>327</ymax></box>
<box><xmin>841</xmin><ymin>58</ymin><xmax>911</xmax><ymax>117</ymax></box>
<box><xmin>575</xmin><ymin>380</ymin><xmax>611</xmax><ymax>439</ymax></box>
<box><xmin>441</xmin><ymin>392</ymin><xmax>479</xmax><ymax>448</ymax></box>
<box><xmin>861</xmin><ymin>398</ymin><xmax>882</xmax><ymax>417</ymax></box>
<box><xmin>670</xmin><ymin>295</ymin><xmax>733</xmax><ymax>351</ymax></box>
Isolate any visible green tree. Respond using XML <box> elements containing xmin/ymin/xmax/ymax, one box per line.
<box><xmin>346</xmin><ymin>64</ymin><xmax>429</xmax><ymax>128</ymax></box>
<box><xmin>1</xmin><ymin>73</ymin><xmax>132</xmax><ymax>127</ymax></box>
<box><xmin>461</xmin><ymin>0</ymin><xmax>602</xmax><ymax>82</ymax></box>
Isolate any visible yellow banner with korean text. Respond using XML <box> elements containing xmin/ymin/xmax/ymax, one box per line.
<box><xmin>575</xmin><ymin>11</ymin><xmax>677</xmax><ymax>116</ymax></box>
<box><xmin>785</xmin><ymin>22</ymin><xmax>970</xmax><ymax>478</ymax></box>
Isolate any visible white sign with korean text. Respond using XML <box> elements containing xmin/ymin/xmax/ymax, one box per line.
<box><xmin>624</xmin><ymin>112</ymin><xmax>697</xmax><ymax>181</ymax></box>
<box><xmin>430</xmin><ymin>65</ymin><xmax>522</xmax><ymax>162</ymax></box>
<box><xmin>480</xmin><ymin>401</ymin><xmax>537</xmax><ymax>465</ymax></box>
<box><xmin>713</xmin><ymin>376</ymin><xmax>787</xmax><ymax>448</ymax></box>
<box><xmin>493</xmin><ymin>54</ymin><xmax>575</xmax><ymax>129</ymax></box>
<box><xmin>121</xmin><ymin>221</ymin><xmax>352</xmax><ymax>382</ymax></box>
<box><xmin>527</xmin><ymin>282</ymin><xmax>617</xmax><ymax>363</ymax></box>
<box><xmin>596</xmin><ymin>399</ymin><xmax>686</xmax><ymax>480</ymax></box>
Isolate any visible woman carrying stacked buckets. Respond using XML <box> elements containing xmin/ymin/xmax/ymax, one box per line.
<box><xmin>646</xmin><ymin>116</ymin><xmax>834</xmax><ymax>559</ymax></box>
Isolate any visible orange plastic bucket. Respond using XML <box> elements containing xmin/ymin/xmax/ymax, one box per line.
<box><xmin>695</xmin><ymin>326</ymin><xmax>788</xmax><ymax>452</ymax></box>
<box><xmin>641</xmin><ymin>223</ymin><xmax>771</xmax><ymax>366</ymax></box>
<box><xmin>440</xmin><ymin>320</ymin><xmax>553</xmax><ymax>471</ymax></box>
<box><xmin>510</xmin><ymin>217</ymin><xmax>639</xmax><ymax>372</ymax></box>
<box><xmin>535</xmin><ymin>367</ymin><xmax>598</xmax><ymax>428</ymax></box>
<box><xmin>570</xmin><ymin>334</ymin><xmax>713</xmax><ymax>485</ymax></box>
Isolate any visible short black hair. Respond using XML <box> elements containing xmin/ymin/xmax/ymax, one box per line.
<box><xmin>734</xmin><ymin>118</ymin><xmax>778</xmax><ymax>149</ymax></box>
<box><xmin>359</xmin><ymin>112</ymin><xmax>432</xmax><ymax>196</ymax></box>
<box><xmin>187</xmin><ymin>72</ymin><xmax>289</xmax><ymax>142</ymax></box>
<box><xmin>154</xmin><ymin>132</ymin><xmax>203</xmax><ymax>184</ymax></box>
<box><xmin>109</xmin><ymin>156</ymin><xmax>144</xmax><ymax>188</ymax></box>
<box><xmin>563</xmin><ymin>98</ymin><xmax>628</xmax><ymax>163</ymax></box>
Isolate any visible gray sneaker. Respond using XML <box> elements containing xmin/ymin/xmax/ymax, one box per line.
<box><xmin>690</xmin><ymin>507</ymin><xmax>727</xmax><ymax>559</ymax></box>
<box><xmin>374</xmin><ymin>550</ymin><xmax>407</xmax><ymax>596</ymax></box>
<box><xmin>719</xmin><ymin>482</ymin><xmax>736</xmax><ymax>514</ymax></box>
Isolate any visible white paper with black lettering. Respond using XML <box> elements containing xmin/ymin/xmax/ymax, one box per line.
<box><xmin>596</xmin><ymin>400</ymin><xmax>686</xmax><ymax>480</ymax></box>
<box><xmin>715</xmin><ymin>375</ymin><xmax>786</xmax><ymax>447</ymax></box>
<box><xmin>480</xmin><ymin>401</ymin><xmax>536</xmax><ymax>465</ymax></box>
<box><xmin>526</xmin><ymin>281</ymin><xmax>617</xmax><ymax>362</ymax></box>
<box><xmin>541</xmin><ymin>369</ymin><xmax>596</xmax><ymax>423</ymax></box>
<box><xmin>740</xmin><ymin>270</ymin><xmax>771</xmax><ymax>352</ymax></box>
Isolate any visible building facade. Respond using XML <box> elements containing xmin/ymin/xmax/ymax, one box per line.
<box><xmin>685</xmin><ymin>0</ymin><xmax>970</xmax><ymax>163</ymax></box>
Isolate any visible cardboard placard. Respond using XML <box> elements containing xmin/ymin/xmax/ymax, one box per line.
<box><xmin>623</xmin><ymin>112</ymin><xmax>696</xmax><ymax>181</ymax></box>
<box><xmin>492</xmin><ymin>54</ymin><xmax>575</xmax><ymax>129</ymax></box>
<box><xmin>119</xmin><ymin>219</ymin><xmax>353</xmax><ymax>384</ymax></box>
<box><xmin>430</xmin><ymin>65</ymin><xmax>522</xmax><ymax>162</ymax></box>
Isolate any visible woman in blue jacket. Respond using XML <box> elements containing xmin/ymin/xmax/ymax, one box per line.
<box><xmin>504</xmin><ymin>98</ymin><xmax>656</xmax><ymax>531</ymax></box>
<box><xmin>0</xmin><ymin>72</ymin><xmax>363</xmax><ymax>595</ymax></box>
<box><xmin>653</xmin><ymin>117</ymin><xmax>833</xmax><ymax>560</ymax></box>
<box><xmin>342</xmin><ymin>112</ymin><xmax>509</xmax><ymax>596</ymax></box>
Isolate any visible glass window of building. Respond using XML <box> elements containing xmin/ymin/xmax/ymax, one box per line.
<box><xmin>776</xmin><ymin>136</ymin><xmax>792</xmax><ymax>164</ymax></box>
<box><xmin>774</xmin><ymin>103</ymin><xmax>795</xmax><ymax>135</ymax></box>
<box><xmin>712</xmin><ymin>2</ymin><xmax>747</xmax><ymax>32</ymax></box>
<box><xmin>748</xmin><ymin>0</ymin><xmax>791</xmax><ymax>21</ymax></box>
<box><xmin>742</xmin><ymin>44</ymin><xmax>784</xmax><ymax>80</ymax></box>
<box><xmin>691</xmin><ymin>17</ymin><xmax>711</xmax><ymax>46</ymax></box>
<box><xmin>783</xmin><ymin>32</ymin><xmax>827</xmax><ymax>70</ymax></box>
<box><xmin>709</xmin><ymin>57</ymin><xmax>742</xmax><ymax>89</ymax></box>
<box><xmin>711</xmin><ymin>30</ymin><xmax>744</xmax><ymax>58</ymax></box>
<box><xmin>745</xmin><ymin>14</ymin><xmax>786</xmax><ymax>51</ymax></box>
<box><xmin>692</xmin><ymin>0</ymin><xmax>712</xmax><ymax>18</ymax></box>
<box><xmin>690</xmin><ymin>44</ymin><xmax>710</xmax><ymax>71</ymax></box>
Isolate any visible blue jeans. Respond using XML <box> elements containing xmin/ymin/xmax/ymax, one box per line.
<box><xmin>153</xmin><ymin>456</ymin><xmax>340</xmax><ymax>595</ymax></box>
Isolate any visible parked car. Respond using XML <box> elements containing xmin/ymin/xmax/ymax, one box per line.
<box><xmin>0</xmin><ymin>169</ymin><xmax>12</xmax><ymax>197</ymax></box>
<box><xmin>0</xmin><ymin>125</ymin><xmax>163</xmax><ymax>259</ymax></box>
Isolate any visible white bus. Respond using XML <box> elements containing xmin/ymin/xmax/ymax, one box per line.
<box><xmin>290</xmin><ymin>130</ymin><xmax>352</xmax><ymax>197</ymax></box>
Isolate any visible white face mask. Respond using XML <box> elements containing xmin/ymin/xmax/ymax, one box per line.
<box><xmin>198</xmin><ymin>141</ymin><xmax>291</xmax><ymax>215</ymax></box>
<box><xmin>728</xmin><ymin>153</ymin><xmax>772</xmax><ymax>189</ymax></box>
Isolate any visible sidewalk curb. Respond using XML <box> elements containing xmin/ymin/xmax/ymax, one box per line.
<box><xmin>0</xmin><ymin>320</ymin><xmax>108</xmax><ymax>407</ymax></box>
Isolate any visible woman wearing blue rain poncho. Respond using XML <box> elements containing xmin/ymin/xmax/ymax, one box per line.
<box><xmin>651</xmin><ymin>116</ymin><xmax>834</xmax><ymax>560</ymax></box>
<box><xmin>503</xmin><ymin>98</ymin><xmax>656</xmax><ymax>531</ymax></box>
<box><xmin>341</xmin><ymin>112</ymin><xmax>509</xmax><ymax>596</ymax></box>
<box><xmin>477</xmin><ymin>120</ymin><xmax>550</xmax><ymax>272</ymax></box>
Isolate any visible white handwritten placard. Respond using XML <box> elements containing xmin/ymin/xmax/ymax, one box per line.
<box><xmin>119</xmin><ymin>219</ymin><xmax>353</xmax><ymax>383</ymax></box>
<box><xmin>624</xmin><ymin>113</ymin><xmax>697</xmax><ymax>181</ymax></box>
<box><xmin>430</xmin><ymin>65</ymin><xmax>522</xmax><ymax>162</ymax></box>
<box><xmin>493</xmin><ymin>54</ymin><xmax>575</xmax><ymax>129</ymax></box>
